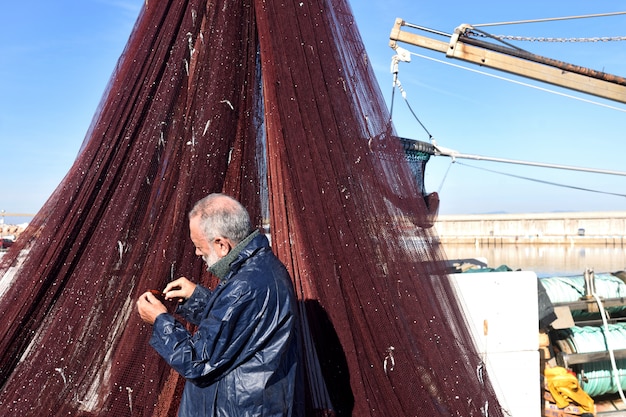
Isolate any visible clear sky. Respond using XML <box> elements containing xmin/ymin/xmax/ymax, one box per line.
<box><xmin>1</xmin><ymin>0</ymin><xmax>625</xmax><ymax>220</ymax></box>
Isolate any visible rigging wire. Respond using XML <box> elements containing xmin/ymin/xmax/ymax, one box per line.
<box><xmin>467</xmin><ymin>12</ymin><xmax>626</xmax><ymax>45</ymax></box>
<box><xmin>475</xmin><ymin>33</ymin><xmax>626</xmax><ymax>43</ymax></box>
<box><xmin>399</xmin><ymin>92</ymin><xmax>433</xmax><ymax>141</ymax></box>
<box><xmin>388</xmin><ymin>25</ymin><xmax>626</xmax><ymax>197</ymax></box>
<box><xmin>466</xmin><ymin>27</ymin><xmax>526</xmax><ymax>51</ymax></box>
<box><xmin>472</xmin><ymin>11</ymin><xmax>626</xmax><ymax>28</ymax></box>
<box><xmin>389</xmin><ymin>77</ymin><xmax>396</xmax><ymax>120</ymax></box>
<box><xmin>408</xmin><ymin>51</ymin><xmax>626</xmax><ymax>113</ymax></box>
<box><xmin>433</xmin><ymin>144</ymin><xmax>626</xmax><ymax>177</ymax></box>
<box><xmin>390</xmin><ymin>54</ymin><xmax>434</xmax><ymax>141</ymax></box>
<box><xmin>388</xmin><ymin>58</ymin><xmax>626</xmax><ymax>197</ymax></box>
<box><xmin>436</xmin><ymin>159</ymin><xmax>456</xmax><ymax>194</ymax></box>
<box><xmin>454</xmin><ymin>161</ymin><xmax>626</xmax><ymax>198</ymax></box>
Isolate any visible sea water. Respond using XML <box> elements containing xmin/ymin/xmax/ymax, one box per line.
<box><xmin>442</xmin><ymin>243</ymin><xmax>626</xmax><ymax>277</ymax></box>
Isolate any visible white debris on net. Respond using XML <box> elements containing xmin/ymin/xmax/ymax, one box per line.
<box><xmin>115</xmin><ymin>241</ymin><xmax>126</xmax><ymax>269</ymax></box>
<box><xmin>383</xmin><ymin>346</ymin><xmax>395</xmax><ymax>376</ymax></box>
<box><xmin>126</xmin><ymin>387</ymin><xmax>134</xmax><ymax>414</ymax></box>
<box><xmin>77</xmin><ymin>295</ymin><xmax>136</xmax><ymax>412</ymax></box>
<box><xmin>220</xmin><ymin>99</ymin><xmax>234</xmax><ymax>110</ymax></box>
<box><xmin>480</xmin><ymin>401</ymin><xmax>489</xmax><ymax>417</ymax></box>
<box><xmin>186</xmin><ymin>132</ymin><xmax>196</xmax><ymax>147</ymax></box>
<box><xmin>477</xmin><ymin>362</ymin><xmax>485</xmax><ymax>385</ymax></box>
<box><xmin>186</xmin><ymin>32</ymin><xmax>195</xmax><ymax>56</ymax></box>
<box><xmin>159</xmin><ymin>129</ymin><xmax>166</xmax><ymax>147</ymax></box>
<box><xmin>0</xmin><ymin>249</ymin><xmax>30</xmax><ymax>301</ymax></box>
<box><xmin>55</xmin><ymin>367</ymin><xmax>67</xmax><ymax>385</ymax></box>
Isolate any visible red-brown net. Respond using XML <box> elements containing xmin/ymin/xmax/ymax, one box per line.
<box><xmin>0</xmin><ymin>0</ymin><xmax>504</xmax><ymax>416</ymax></box>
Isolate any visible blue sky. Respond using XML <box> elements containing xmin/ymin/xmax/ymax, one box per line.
<box><xmin>1</xmin><ymin>1</ymin><xmax>625</xmax><ymax>220</ymax></box>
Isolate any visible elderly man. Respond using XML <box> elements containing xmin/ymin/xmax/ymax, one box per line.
<box><xmin>137</xmin><ymin>193</ymin><xmax>302</xmax><ymax>417</ymax></box>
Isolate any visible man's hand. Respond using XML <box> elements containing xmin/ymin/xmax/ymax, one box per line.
<box><xmin>136</xmin><ymin>291</ymin><xmax>168</xmax><ymax>325</ymax></box>
<box><xmin>163</xmin><ymin>277</ymin><xmax>197</xmax><ymax>302</ymax></box>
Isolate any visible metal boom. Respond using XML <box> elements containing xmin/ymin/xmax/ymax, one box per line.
<box><xmin>389</xmin><ymin>18</ymin><xmax>626</xmax><ymax>104</ymax></box>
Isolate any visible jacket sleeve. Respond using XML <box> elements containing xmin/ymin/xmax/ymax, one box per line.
<box><xmin>175</xmin><ymin>284</ymin><xmax>212</xmax><ymax>326</ymax></box>
<box><xmin>149</xmin><ymin>278</ymin><xmax>268</xmax><ymax>385</ymax></box>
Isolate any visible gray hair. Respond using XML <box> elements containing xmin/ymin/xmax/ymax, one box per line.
<box><xmin>189</xmin><ymin>193</ymin><xmax>251</xmax><ymax>244</ymax></box>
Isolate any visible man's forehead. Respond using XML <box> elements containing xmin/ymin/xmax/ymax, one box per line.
<box><xmin>189</xmin><ymin>216</ymin><xmax>203</xmax><ymax>238</ymax></box>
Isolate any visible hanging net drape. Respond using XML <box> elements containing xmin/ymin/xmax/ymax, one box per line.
<box><xmin>0</xmin><ymin>0</ymin><xmax>504</xmax><ymax>416</ymax></box>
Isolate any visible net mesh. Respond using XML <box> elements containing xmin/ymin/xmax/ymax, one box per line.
<box><xmin>0</xmin><ymin>0</ymin><xmax>504</xmax><ymax>416</ymax></box>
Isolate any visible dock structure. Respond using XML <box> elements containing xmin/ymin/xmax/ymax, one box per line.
<box><xmin>435</xmin><ymin>211</ymin><xmax>626</xmax><ymax>245</ymax></box>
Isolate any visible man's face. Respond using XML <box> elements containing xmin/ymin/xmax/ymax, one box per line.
<box><xmin>189</xmin><ymin>215</ymin><xmax>220</xmax><ymax>268</ymax></box>
<box><xmin>201</xmin><ymin>244</ymin><xmax>220</xmax><ymax>270</ymax></box>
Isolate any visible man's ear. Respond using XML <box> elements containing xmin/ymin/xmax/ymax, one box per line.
<box><xmin>214</xmin><ymin>238</ymin><xmax>232</xmax><ymax>257</ymax></box>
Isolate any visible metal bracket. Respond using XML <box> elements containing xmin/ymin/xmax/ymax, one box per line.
<box><xmin>447</xmin><ymin>24</ymin><xmax>473</xmax><ymax>58</ymax></box>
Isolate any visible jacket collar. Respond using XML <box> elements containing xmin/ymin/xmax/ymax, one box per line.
<box><xmin>208</xmin><ymin>229</ymin><xmax>261</xmax><ymax>280</ymax></box>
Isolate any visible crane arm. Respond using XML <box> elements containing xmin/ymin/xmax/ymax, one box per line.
<box><xmin>389</xmin><ymin>18</ymin><xmax>626</xmax><ymax>104</ymax></box>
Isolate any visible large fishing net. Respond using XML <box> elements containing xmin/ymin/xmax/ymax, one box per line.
<box><xmin>0</xmin><ymin>0</ymin><xmax>504</xmax><ymax>415</ymax></box>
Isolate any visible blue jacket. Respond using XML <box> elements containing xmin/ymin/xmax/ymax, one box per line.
<box><xmin>150</xmin><ymin>233</ymin><xmax>302</xmax><ymax>417</ymax></box>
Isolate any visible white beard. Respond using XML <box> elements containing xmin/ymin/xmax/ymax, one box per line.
<box><xmin>203</xmin><ymin>250</ymin><xmax>220</xmax><ymax>270</ymax></box>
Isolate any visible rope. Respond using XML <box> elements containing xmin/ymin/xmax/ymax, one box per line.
<box><xmin>541</xmin><ymin>274</ymin><xmax>626</xmax><ymax>304</ymax></box>
<box><xmin>567</xmin><ymin>324</ymin><xmax>626</xmax><ymax>397</ymax></box>
<box><xmin>592</xmin><ymin>293</ymin><xmax>626</xmax><ymax>403</ymax></box>
<box><xmin>541</xmin><ymin>274</ymin><xmax>626</xmax><ymax>320</ymax></box>
<box><xmin>541</xmin><ymin>274</ymin><xmax>626</xmax><ymax>398</ymax></box>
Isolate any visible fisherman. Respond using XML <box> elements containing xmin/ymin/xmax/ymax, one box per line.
<box><xmin>137</xmin><ymin>193</ymin><xmax>303</xmax><ymax>416</ymax></box>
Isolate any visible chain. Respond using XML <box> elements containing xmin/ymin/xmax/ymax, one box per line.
<box><xmin>467</xmin><ymin>30</ymin><xmax>626</xmax><ymax>43</ymax></box>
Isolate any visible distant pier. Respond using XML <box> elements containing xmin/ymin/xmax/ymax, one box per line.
<box><xmin>435</xmin><ymin>211</ymin><xmax>626</xmax><ymax>246</ymax></box>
